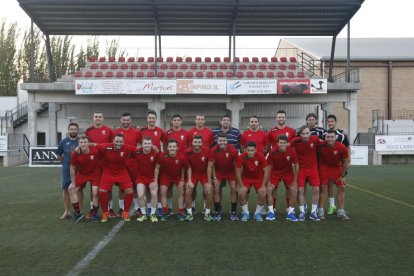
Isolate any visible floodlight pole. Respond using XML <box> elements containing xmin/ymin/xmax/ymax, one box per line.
<box><xmin>45</xmin><ymin>34</ymin><xmax>55</xmax><ymax>83</ymax></box>
<box><xmin>30</xmin><ymin>20</ymin><xmax>35</xmax><ymax>82</ymax></box>
<box><xmin>154</xmin><ymin>19</ymin><xmax>158</xmax><ymax>73</ymax></box>
<box><xmin>159</xmin><ymin>35</ymin><xmax>162</xmax><ymax>57</ymax></box>
<box><xmin>232</xmin><ymin>20</ymin><xmax>236</xmax><ymax>74</ymax></box>
<box><xmin>346</xmin><ymin>22</ymin><xmax>351</xmax><ymax>82</ymax></box>
<box><xmin>328</xmin><ymin>35</ymin><xmax>337</xmax><ymax>83</ymax></box>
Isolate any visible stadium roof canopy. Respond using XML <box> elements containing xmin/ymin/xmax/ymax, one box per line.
<box><xmin>281</xmin><ymin>38</ymin><xmax>414</xmax><ymax>61</ymax></box>
<box><xmin>18</xmin><ymin>0</ymin><xmax>364</xmax><ymax>36</ymax></box>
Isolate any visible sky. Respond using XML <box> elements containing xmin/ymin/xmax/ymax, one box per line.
<box><xmin>1</xmin><ymin>0</ymin><xmax>413</xmax><ymax>58</ymax></box>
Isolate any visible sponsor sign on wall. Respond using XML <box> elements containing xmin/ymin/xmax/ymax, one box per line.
<box><xmin>0</xmin><ymin>135</ymin><xmax>7</xmax><ymax>151</ymax></box>
<box><xmin>75</xmin><ymin>80</ymin><xmax>176</xmax><ymax>95</ymax></box>
<box><xmin>277</xmin><ymin>79</ymin><xmax>327</xmax><ymax>94</ymax></box>
<box><xmin>350</xmin><ymin>146</ymin><xmax>369</xmax><ymax>165</ymax></box>
<box><xmin>375</xmin><ymin>135</ymin><xmax>414</xmax><ymax>151</ymax></box>
<box><xmin>29</xmin><ymin>147</ymin><xmax>62</xmax><ymax>167</ymax></box>
<box><xmin>176</xmin><ymin>79</ymin><xmax>226</xmax><ymax>94</ymax></box>
<box><xmin>227</xmin><ymin>80</ymin><xmax>277</xmax><ymax>95</ymax></box>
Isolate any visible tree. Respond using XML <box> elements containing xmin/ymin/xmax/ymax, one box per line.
<box><xmin>51</xmin><ymin>35</ymin><xmax>76</xmax><ymax>79</ymax></box>
<box><xmin>0</xmin><ymin>19</ymin><xmax>20</xmax><ymax>96</ymax></box>
<box><xmin>106</xmin><ymin>38</ymin><xmax>125</xmax><ymax>58</ymax></box>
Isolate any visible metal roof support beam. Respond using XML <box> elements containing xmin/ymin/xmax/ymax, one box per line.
<box><xmin>45</xmin><ymin>34</ymin><xmax>55</xmax><ymax>83</ymax></box>
<box><xmin>30</xmin><ymin>20</ymin><xmax>35</xmax><ymax>82</ymax></box>
<box><xmin>328</xmin><ymin>35</ymin><xmax>337</xmax><ymax>83</ymax></box>
<box><xmin>158</xmin><ymin>35</ymin><xmax>162</xmax><ymax>58</ymax></box>
<box><xmin>346</xmin><ymin>22</ymin><xmax>350</xmax><ymax>82</ymax></box>
<box><xmin>154</xmin><ymin>19</ymin><xmax>158</xmax><ymax>73</ymax></box>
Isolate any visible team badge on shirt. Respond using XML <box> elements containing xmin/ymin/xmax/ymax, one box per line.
<box><xmin>90</xmin><ymin>155</ymin><xmax>95</xmax><ymax>160</ymax></box>
<box><xmin>226</xmin><ymin>152</ymin><xmax>230</xmax><ymax>158</ymax></box>
<box><xmin>310</xmin><ymin>143</ymin><xmax>314</xmax><ymax>148</ymax></box>
<box><xmin>202</xmin><ymin>156</ymin><xmax>206</xmax><ymax>162</ymax></box>
<box><xmin>154</xmin><ymin>131</ymin><xmax>158</xmax><ymax>136</ymax></box>
<box><xmin>150</xmin><ymin>156</ymin><xmax>154</xmax><ymax>161</ymax></box>
<box><xmin>255</xmin><ymin>161</ymin><xmax>259</xmax><ymax>166</ymax></box>
<box><xmin>120</xmin><ymin>152</ymin><xmax>124</xmax><ymax>157</ymax></box>
<box><xmin>334</xmin><ymin>150</ymin><xmax>338</xmax><ymax>156</ymax></box>
<box><xmin>286</xmin><ymin>132</ymin><xmax>290</xmax><ymax>137</ymax></box>
<box><xmin>181</xmin><ymin>135</ymin><xmax>185</xmax><ymax>140</ymax></box>
<box><xmin>175</xmin><ymin>159</ymin><xmax>179</xmax><ymax>164</ymax></box>
<box><xmin>287</xmin><ymin>156</ymin><xmax>291</xmax><ymax>161</ymax></box>
<box><xmin>102</xmin><ymin>130</ymin><xmax>106</xmax><ymax>135</ymax></box>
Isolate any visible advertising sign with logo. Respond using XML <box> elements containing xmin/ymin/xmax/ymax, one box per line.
<box><xmin>29</xmin><ymin>147</ymin><xmax>62</xmax><ymax>167</ymax></box>
<box><xmin>227</xmin><ymin>80</ymin><xmax>277</xmax><ymax>95</ymax></box>
<box><xmin>277</xmin><ymin>79</ymin><xmax>327</xmax><ymax>94</ymax></box>
<box><xmin>75</xmin><ymin>80</ymin><xmax>176</xmax><ymax>95</ymax></box>
<box><xmin>176</xmin><ymin>79</ymin><xmax>226</xmax><ymax>94</ymax></box>
<box><xmin>375</xmin><ymin>135</ymin><xmax>414</xmax><ymax>151</ymax></box>
<box><xmin>0</xmin><ymin>135</ymin><xmax>7</xmax><ymax>151</ymax></box>
<box><xmin>350</xmin><ymin>146</ymin><xmax>369</xmax><ymax>165</ymax></box>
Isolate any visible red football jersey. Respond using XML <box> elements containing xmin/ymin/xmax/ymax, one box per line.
<box><xmin>236</xmin><ymin>152</ymin><xmax>268</xmax><ymax>179</ymax></box>
<box><xmin>268</xmin><ymin>125</ymin><xmax>296</xmax><ymax>148</ymax></box>
<box><xmin>113</xmin><ymin>127</ymin><xmax>140</xmax><ymax>147</ymax></box>
<box><xmin>290</xmin><ymin>136</ymin><xmax>320</xmax><ymax>170</ymax></box>
<box><xmin>96</xmin><ymin>143</ymin><xmax>136</xmax><ymax>182</ymax></box>
<box><xmin>240</xmin><ymin>129</ymin><xmax>268</xmax><ymax>154</ymax></box>
<box><xmin>157</xmin><ymin>152</ymin><xmax>189</xmax><ymax>179</ymax></box>
<box><xmin>185</xmin><ymin>147</ymin><xmax>210</xmax><ymax>176</ymax></box>
<box><xmin>138</xmin><ymin>126</ymin><xmax>165</xmax><ymax>150</ymax></box>
<box><xmin>187</xmin><ymin>127</ymin><xmax>214</xmax><ymax>148</ymax></box>
<box><xmin>163</xmin><ymin>128</ymin><xmax>189</xmax><ymax>152</ymax></box>
<box><xmin>208</xmin><ymin>145</ymin><xmax>238</xmax><ymax>174</ymax></box>
<box><xmin>70</xmin><ymin>146</ymin><xmax>101</xmax><ymax>176</ymax></box>
<box><xmin>267</xmin><ymin>146</ymin><xmax>298</xmax><ymax>177</ymax></box>
<box><xmin>318</xmin><ymin>141</ymin><xmax>349</xmax><ymax>169</ymax></box>
<box><xmin>85</xmin><ymin>125</ymin><xmax>113</xmax><ymax>144</ymax></box>
<box><xmin>135</xmin><ymin>148</ymin><xmax>158</xmax><ymax>179</ymax></box>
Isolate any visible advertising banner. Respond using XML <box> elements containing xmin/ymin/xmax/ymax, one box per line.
<box><xmin>227</xmin><ymin>80</ymin><xmax>277</xmax><ymax>95</ymax></box>
<box><xmin>350</xmin><ymin>146</ymin><xmax>369</xmax><ymax>165</ymax></box>
<box><xmin>75</xmin><ymin>80</ymin><xmax>176</xmax><ymax>95</ymax></box>
<box><xmin>375</xmin><ymin>135</ymin><xmax>414</xmax><ymax>151</ymax></box>
<box><xmin>0</xmin><ymin>135</ymin><xmax>7</xmax><ymax>151</ymax></box>
<box><xmin>176</xmin><ymin>79</ymin><xmax>226</xmax><ymax>94</ymax></box>
<box><xmin>277</xmin><ymin>79</ymin><xmax>327</xmax><ymax>94</ymax></box>
<box><xmin>29</xmin><ymin>147</ymin><xmax>62</xmax><ymax>167</ymax></box>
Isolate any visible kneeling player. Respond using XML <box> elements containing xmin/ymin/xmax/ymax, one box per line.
<box><xmin>236</xmin><ymin>142</ymin><xmax>268</xmax><ymax>222</ymax></box>
<box><xmin>154</xmin><ymin>139</ymin><xmax>191</xmax><ymax>221</ymax></box>
<box><xmin>266</xmin><ymin>135</ymin><xmax>299</xmax><ymax>222</ymax></box>
<box><xmin>68</xmin><ymin>134</ymin><xmax>101</xmax><ymax>222</ymax></box>
<box><xmin>135</xmin><ymin>136</ymin><xmax>159</xmax><ymax>222</ymax></box>
<box><xmin>318</xmin><ymin>129</ymin><xmax>350</xmax><ymax>220</ymax></box>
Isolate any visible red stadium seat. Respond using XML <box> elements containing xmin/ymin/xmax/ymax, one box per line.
<box><xmin>176</xmin><ymin>71</ymin><xmax>184</xmax><ymax>78</ymax></box>
<box><xmin>289</xmin><ymin>57</ymin><xmax>297</xmax><ymax>62</ymax></box>
<box><xmin>147</xmin><ymin>71</ymin><xmax>155</xmax><ymax>78</ymax></box>
<box><xmin>91</xmin><ymin>63</ymin><xmax>98</xmax><ymax>69</ymax></box>
<box><xmin>229</xmin><ymin>64</ymin><xmax>235</xmax><ymax>70</ymax></box>
<box><xmin>269</xmin><ymin>64</ymin><xmax>276</xmax><ymax>70</ymax></box>
<box><xmin>223</xmin><ymin>57</ymin><xmax>231</xmax><ymax>62</ymax></box>
<box><xmin>170</xmin><ymin>64</ymin><xmax>178</xmax><ymax>70</ymax></box>
<box><xmin>246</xmin><ymin>71</ymin><xmax>254</xmax><ymax>78</ymax></box>
<box><xmin>195</xmin><ymin>57</ymin><xmax>202</xmax><ymax>62</ymax></box>
<box><xmin>150</xmin><ymin>64</ymin><xmax>156</xmax><ymax>70</ymax></box>
<box><xmin>185</xmin><ymin>71</ymin><xmax>194</xmax><ymax>78</ymax></box>
<box><xmin>210</xmin><ymin>64</ymin><xmax>218</xmax><ymax>70</ymax></box>
<box><xmin>100</xmin><ymin>64</ymin><xmax>108</xmax><ymax>70</ymax></box>
<box><xmin>141</xmin><ymin>64</ymin><xmax>148</xmax><ymax>70</ymax></box>
<box><xmin>256</xmin><ymin>72</ymin><xmax>264</xmax><ymax>78</ymax></box>
<box><xmin>216</xmin><ymin>71</ymin><xmax>224</xmax><ymax>78</ymax></box>
<box><xmin>180</xmin><ymin>64</ymin><xmax>188</xmax><ymax>70</ymax></box>
<box><xmin>136</xmin><ymin>72</ymin><xmax>144</xmax><ymax>78</ymax></box>
<box><xmin>226</xmin><ymin>71</ymin><xmax>234</xmax><ymax>78</ymax></box>
<box><xmin>85</xmin><ymin>71</ymin><xmax>93</xmax><ymax>78</ymax></box>
<box><xmin>105</xmin><ymin>71</ymin><xmax>113</xmax><ymax>78</ymax></box>
<box><xmin>126</xmin><ymin>72</ymin><xmax>133</xmax><ymax>78</ymax></box>
<box><xmin>127</xmin><ymin>57</ymin><xmax>135</xmax><ymax>62</ymax></box>
<box><xmin>157</xmin><ymin>71</ymin><xmax>165</xmax><ymax>78</ymax></box>
<box><xmin>214</xmin><ymin>57</ymin><xmax>221</xmax><ymax>62</ymax></box>
<box><xmin>234</xmin><ymin>57</ymin><xmax>240</xmax><ymax>62</ymax></box>
<box><xmin>266</xmin><ymin>71</ymin><xmax>275</xmax><ymax>78</ymax></box>
<box><xmin>200</xmin><ymin>64</ymin><xmax>208</xmax><ymax>70</ymax></box>
<box><xmin>288</xmin><ymin>64</ymin><xmax>297</xmax><ymax>70</ymax></box>
<box><xmin>261</xmin><ymin>57</ymin><xmax>268</xmax><ymax>62</ymax></box>
<box><xmin>157</xmin><ymin>57</ymin><xmax>163</xmax><ymax>62</ymax></box>
<box><xmin>74</xmin><ymin>71</ymin><xmax>83</xmax><ymax>77</ymax></box>
<box><xmin>206</xmin><ymin>71</ymin><xmax>214</xmax><ymax>78</ymax></box>
<box><xmin>204</xmin><ymin>57</ymin><xmax>212</xmax><ymax>62</ymax></box>
<box><xmin>280</xmin><ymin>57</ymin><xmax>288</xmax><ymax>62</ymax></box>
<box><xmin>219</xmin><ymin>64</ymin><xmax>227</xmax><ymax>70</ymax></box>
<box><xmin>116</xmin><ymin>71</ymin><xmax>124</xmax><ymax>78</ymax></box>
<box><xmin>120</xmin><ymin>64</ymin><xmax>128</xmax><ymax>70</ymax></box>
<box><xmin>190</xmin><ymin>64</ymin><xmax>198</xmax><ymax>70</ymax></box>
<box><xmin>109</xmin><ymin>57</ymin><xmax>115</xmax><ymax>62</ymax></box>
<box><xmin>137</xmin><ymin>57</ymin><xmax>145</xmax><ymax>62</ymax></box>
<box><xmin>98</xmin><ymin>57</ymin><xmax>106</xmax><ymax>62</ymax></box>
<box><xmin>249</xmin><ymin>64</ymin><xmax>257</xmax><ymax>70</ymax></box>
<box><xmin>270</xmin><ymin>57</ymin><xmax>278</xmax><ymax>62</ymax></box>
<box><xmin>297</xmin><ymin>71</ymin><xmax>305</xmax><ymax>78</ymax></box>
<box><xmin>259</xmin><ymin>64</ymin><xmax>267</xmax><ymax>70</ymax></box>
<box><xmin>88</xmin><ymin>57</ymin><xmax>96</xmax><ymax>62</ymax></box>
<box><xmin>176</xmin><ymin>57</ymin><xmax>183</xmax><ymax>62</ymax></box>
<box><xmin>276</xmin><ymin>72</ymin><xmax>285</xmax><ymax>78</ymax></box>
<box><xmin>252</xmin><ymin>57</ymin><xmax>259</xmax><ymax>62</ymax></box>
<box><xmin>118</xmin><ymin>57</ymin><xmax>125</xmax><ymax>62</ymax></box>
<box><xmin>236</xmin><ymin>71</ymin><xmax>244</xmax><ymax>78</ymax></box>
<box><xmin>185</xmin><ymin>57</ymin><xmax>192</xmax><ymax>62</ymax></box>
<box><xmin>131</xmin><ymin>64</ymin><xmax>138</xmax><ymax>70</ymax></box>
<box><xmin>243</xmin><ymin>57</ymin><xmax>249</xmax><ymax>62</ymax></box>
<box><xmin>287</xmin><ymin>72</ymin><xmax>295</xmax><ymax>78</ymax></box>
<box><xmin>147</xmin><ymin>57</ymin><xmax>155</xmax><ymax>62</ymax></box>
<box><xmin>278</xmin><ymin>64</ymin><xmax>286</xmax><ymax>70</ymax></box>
<box><xmin>167</xmin><ymin>71</ymin><xmax>175</xmax><ymax>78</ymax></box>
<box><xmin>166</xmin><ymin>57</ymin><xmax>174</xmax><ymax>62</ymax></box>
<box><xmin>238</xmin><ymin>64</ymin><xmax>247</xmax><ymax>70</ymax></box>
<box><xmin>160</xmin><ymin>64</ymin><xmax>168</xmax><ymax>70</ymax></box>
<box><xmin>196</xmin><ymin>71</ymin><xmax>204</xmax><ymax>78</ymax></box>
<box><xmin>95</xmin><ymin>71</ymin><xmax>103</xmax><ymax>78</ymax></box>
<box><xmin>110</xmin><ymin>64</ymin><xmax>118</xmax><ymax>70</ymax></box>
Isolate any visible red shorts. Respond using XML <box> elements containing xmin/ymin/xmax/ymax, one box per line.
<box><xmin>320</xmin><ymin>169</ymin><xmax>345</xmax><ymax>187</ymax></box>
<box><xmin>297</xmin><ymin>168</ymin><xmax>320</xmax><ymax>188</ymax></box>
<box><xmin>136</xmin><ymin>176</ymin><xmax>154</xmax><ymax>186</ymax></box>
<box><xmin>216</xmin><ymin>172</ymin><xmax>236</xmax><ymax>182</ymax></box>
<box><xmin>75</xmin><ymin>174</ymin><xmax>100</xmax><ymax>188</ymax></box>
<box><xmin>99</xmin><ymin>178</ymin><xmax>132</xmax><ymax>191</ymax></box>
<box><xmin>269</xmin><ymin>174</ymin><xmax>294</xmax><ymax>188</ymax></box>
<box><xmin>242</xmin><ymin>178</ymin><xmax>263</xmax><ymax>192</ymax></box>
<box><xmin>191</xmin><ymin>175</ymin><xmax>208</xmax><ymax>186</ymax></box>
<box><xmin>159</xmin><ymin>176</ymin><xmax>181</xmax><ymax>187</ymax></box>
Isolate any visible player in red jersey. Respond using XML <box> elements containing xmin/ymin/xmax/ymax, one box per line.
<box><xmin>96</xmin><ymin>133</ymin><xmax>136</xmax><ymax>222</ymax></box>
<box><xmin>317</xmin><ymin>129</ymin><xmax>350</xmax><ymax>220</ymax></box>
<box><xmin>266</xmin><ymin>134</ymin><xmax>299</xmax><ymax>222</ymax></box>
<box><xmin>113</xmin><ymin>112</ymin><xmax>140</xmax><ymax>216</ymax></box>
<box><xmin>236</xmin><ymin>141</ymin><xmax>269</xmax><ymax>222</ymax></box>
<box><xmin>208</xmin><ymin>132</ymin><xmax>239</xmax><ymax>221</ymax></box>
<box><xmin>138</xmin><ymin>110</ymin><xmax>165</xmax><ymax>151</ymax></box>
<box><xmin>154</xmin><ymin>139</ymin><xmax>191</xmax><ymax>221</ymax></box>
<box><xmin>290</xmin><ymin>125</ymin><xmax>321</xmax><ymax>221</ymax></box>
<box><xmin>68</xmin><ymin>135</ymin><xmax>101</xmax><ymax>221</ymax></box>
<box><xmin>187</xmin><ymin>115</ymin><xmax>214</xmax><ymax>148</ymax></box>
<box><xmin>184</xmin><ymin>135</ymin><xmax>213</xmax><ymax>221</ymax></box>
<box><xmin>240</xmin><ymin>116</ymin><xmax>269</xmax><ymax>154</ymax></box>
<box><xmin>85</xmin><ymin>112</ymin><xmax>117</xmax><ymax>218</ymax></box>
<box><xmin>135</xmin><ymin>136</ymin><xmax>159</xmax><ymax>223</ymax></box>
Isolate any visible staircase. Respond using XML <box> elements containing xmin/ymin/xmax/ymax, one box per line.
<box><xmin>5</xmin><ymin>102</ymin><xmax>49</xmax><ymax>129</ymax></box>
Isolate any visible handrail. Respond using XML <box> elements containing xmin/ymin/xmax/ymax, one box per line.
<box><xmin>23</xmin><ymin>134</ymin><xmax>30</xmax><ymax>157</ymax></box>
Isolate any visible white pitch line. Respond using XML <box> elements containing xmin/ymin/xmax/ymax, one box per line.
<box><xmin>66</xmin><ymin>221</ymin><xmax>125</xmax><ymax>276</ymax></box>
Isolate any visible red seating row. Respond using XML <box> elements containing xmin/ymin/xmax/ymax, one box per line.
<box><xmin>75</xmin><ymin>70</ymin><xmax>305</xmax><ymax>79</ymax></box>
<box><xmin>89</xmin><ymin>63</ymin><xmax>298</xmax><ymax>71</ymax></box>
<box><xmin>88</xmin><ymin>56</ymin><xmax>297</xmax><ymax>63</ymax></box>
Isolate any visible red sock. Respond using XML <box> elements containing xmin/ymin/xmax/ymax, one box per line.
<box><xmin>178</xmin><ymin>208</ymin><xmax>184</xmax><ymax>214</ymax></box>
<box><xmin>99</xmin><ymin>191</ymin><xmax>108</xmax><ymax>213</ymax></box>
<box><xmin>273</xmin><ymin>197</ymin><xmax>277</xmax><ymax>207</ymax></box>
<box><xmin>72</xmin><ymin>202</ymin><xmax>80</xmax><ymax>213</ymax></box>
<box><xmin>162</xmin><ymin>207</ymin><xmax>169</xmax><ymax>214</ymax></box>
<box><xmin>286</xmin><ymin>196</ymin><xmax>290</xmax><ymax>209</ymax></box>
<box><xmin>124</xmin><ymin>192</ymin><xmax>133</xmax><ymax>213</ymax></box>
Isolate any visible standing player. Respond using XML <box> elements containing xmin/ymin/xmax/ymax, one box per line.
<box><xmin>306</xmin><ymin>113</ymin><xmax>325</xmax><ymax>139</ymax></box>
<box><xmin>135</xmin><ymin>136</ymin><xmax>159</xmax><ymax>222</ymax></box>
<box><xmin>68</xmin><ymin>134</ymin><xmax>101</xmax><ymax>221</ymax></box>
<box><xmin>318</xmin><ymin>129</ymin><xmax>350</xmax><ymax>220</ymax></box>
<box><xmin>266</xmin><ymin>135</ymin><xmax>299</xmax><ymax>222</ymax></box>
<box><xmin>85</xmin><ymin>112</ymin><xmax>116</xmax><ymax>217</ymax></box>
<box><xmin>56</xmin><ymin>123</ymin><xmax>79</xmax><ymax>219</ymax></box>
<box><xmin>324</xmin><ymin>114</ymin><xmax>351</xmax><ymax>215</ymax></box>
<box><xmin>184</xmin><ymin>135</ymin><xmax>214</xmax><ymax>221</ymax></box>
<box><xmin>290</xmin><ymin>125</ymin><xmax>321</xmax><ymax>221</ymax></box>
<box><xmin>154</xmin><ymin>139</ymin><xmax>191</xmax><ymax>221</ymax></box>
<box><xmin>240</xmin><ymin>116</ymin><xmax>269</xmax><ymax>154</ymax></box>
<box><xmin>187</xmin><ymin>115</ymin><xmax>214</xmax><ymax>148</ymax></box>
<box><xmin>113</xmin><ymin>112</ymin><xmax>140</xmax><ymax>216</ymax></box>
<box><xmin>208</xmin><ymin>132</ymin><xmax>239</xmax><ymax>221</ymax></box>
<box><xmin>96</xmin><ymin>134</ymin><xmax>136</xmax><ymax>222</ymax></box>
<box><xmin>212</xmin><ymin>114</ymin><xmax>241</xmax><ymax>151</ymax></box>
<box><xmin>236</xmin><ymin>142</ymin><xmax>268</xmax><ymax>222</ymax></box>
